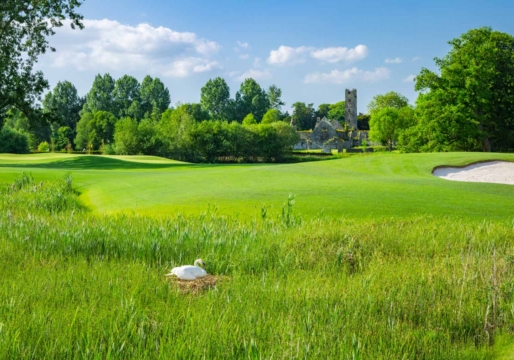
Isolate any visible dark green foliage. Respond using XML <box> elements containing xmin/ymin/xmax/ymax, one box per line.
<box><xmin>113</xmin><ymin>75</ymin><xmax>143</xmax><ymax>119</ymax></box>
<box><xmin>0</xmin><ymin>127</ymin><xmax>29</xmax><ymax>153</ymax></box>
<box><xmin>75</xmin><ymin>111</ymin><xmax>117</xmax><ymax>150</ymax></box>
<box><xmin>409</xmin><ymin>27</ymin><xmax>514</xmax><ymax>152</ymax></box>
<box><xmin>175</xmin><ymin>103</ymin><xmax>210</xmax><ymax>122</ymax></box>
<box><xmin>315</xmin><ymin>103</ymin><xmax>331</xmax><ymax>119</ymax></box>
<box><xmin>292</xmin><ymin>102</ymin><xmax>316</xmax><ymax>130</ymax></box>
<box><xmin>200</xmin><ymin>77</ymin><xmax>231</xmax><ymax>119</ymax></box>
<box><xmin>82</xmin><ymin>73</ymin><xmax>116</xmax><ymax>115</ymax></box>
<box><xmin>234</xmin><ymin>78</ymin><xmax>270</xmax><ymax>122</ymax></box>
<box><xmin>186</xmin><ymin>120</ymin><xmax>298</xmax><ymax>162</ymax></box>
<box><xmin>54</xmin><ymin>126</ymin><xmax>74</xmax><ymax>150</ymax></box>
<box><xmin>114</xmin><ymin>118</ymin><xmax>140</xmax><ymax>155</ymax></box>
<box><xmin>43</xmin><ymin>81</ymin><xmax>84</xmax><ymax>130</ymax></box>
<box><xmin>0</xmin><ymin>0</ymin><xmax>84</xmax><ymax>126</ymax></box>
<box><xmin>140</xmin><ymin>75</ymin><xmax>171</xmax><ymax>120</ymax></box>
<box><xmin>357</xmin><ymin>114</ymin><xmax>371</xmax><ymax>130</ymax></box>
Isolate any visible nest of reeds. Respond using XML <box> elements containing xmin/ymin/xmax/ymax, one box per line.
<box><xmin>166</xmin><ymin>275</ymin><xmax>229</xmax><ymax>295</ymax></box>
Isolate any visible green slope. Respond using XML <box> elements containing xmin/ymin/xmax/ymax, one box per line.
<box><xmin>1</xmin><ymin>152</ymin><xmax>513</xmax><ymax>219</ymax></box>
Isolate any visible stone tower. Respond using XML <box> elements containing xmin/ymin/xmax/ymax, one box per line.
<box><xmin>345</xmin><ymin>89</ymin><xmax>358</xmax><ymax>130</ymax></box>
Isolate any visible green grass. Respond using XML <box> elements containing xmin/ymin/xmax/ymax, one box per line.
<box><xmin>1</xmin><ymin>153</ymin><xmax>514</xmax><ymax>358</ymax></box>
<box><xmin>1</xmin><ymin>152</ymin><xmax>514</xmax><ymax>219</ymax></box>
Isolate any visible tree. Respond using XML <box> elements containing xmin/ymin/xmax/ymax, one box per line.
<box><xmin>42</xmin><ymin>81</ymin><xmax>84</xmax><ymax>130</ymax></box>
<box><xmin>292</xmin><ymin>102</ymin><xmax>315</xmax><ymax>130</ymax></box>
<box><xmin>200</xmin><ymin>77</ymin><xmax>231</xmax><ymax>119</ymax></box>
<box><xmin>242</xmin><ymin>113</ymin><xmax>257</xmax><ymax>125</ymax></box>
<box><xmin>175</xmin><ymin>103</ymin><xmax>210</xmax><ymax>122</ymax></box>
<box><xmin>114</xmin><ymin>118</ymin><xmax>140</xmax><ymax>155</ymax></box>
<box><xmin>75</xmin><ymin>111</ymin><xmax>117</xmax><ymax>150</ymax></box>
<box><xmin>261</xmin><ymin>109</ymin><xmax>280</xmax><ymax>124</ymax></box>
<box><xmin>267</xmin><ymin>85</ymin><xmax>285</xmax><ymax>111</ymax></box>
<box><xmin>367</xmin><ymin>91</ymin><xmax>409</xmax><ymax>116</ymax></box>
<box><xmin>234</xmin><ymin>78</ymin><xmax>270</xmax><ymax>122</ymax></box>
<box><xmin>412</xmin><ymin>27</ymin><xmax>514</xmax><ymax>152</ymax></box>
<box><xmin>0</xmin><ymin>1</ymin><xmax>84</xmax><ymax>125</ymax></box>
<box><xmin>113</xmin><ymin>75</ymin><xmax>142</xmax><ymax>119</ymax></box>
<box><xmin>369</xmin><ymin>107</ymin><xmax>415</xmax><ymax>151</ymax></box>
<box><xmin>140</xmin><ymin>76</ymin><xmax>171</xmax><ymax>120</ymax></box>
<box><xmin>54</xmin><ymin>126</ymin><xmax>74</xmax><ymax>151</ymax></box>
<box><xmin>158</xmin><ymin>107</ymin><xmax>194</xmax><ymax>159</ymax></box>
<box><xmin>83</xmin><ymin>74</ymin><xmax>116</xmax><ymax>114</ymax></box>
<box><xmin>328</xmin><ymin>101</ymin><xmax>346</xmax><ymax>123</ymax></box>
<box><xmin>316</xmin><ymin>104</ymin><xmax>331</xmax><ymax>119</ymax></box>
<box><xmin>0</xmin><ymin>127</ymin><xmax>29</xmax><ymax>154</ymax></box>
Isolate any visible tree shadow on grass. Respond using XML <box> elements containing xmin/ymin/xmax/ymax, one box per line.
<box><xmin>0</xmin><ymin>155</ymin><xmax>205</xmax><ymax>170</ymax></box>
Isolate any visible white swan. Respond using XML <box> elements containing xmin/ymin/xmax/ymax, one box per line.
<box><xmin>165</xmin><ymin>259</ymin><xmax>207</xmax><ymax>280</ymax></box>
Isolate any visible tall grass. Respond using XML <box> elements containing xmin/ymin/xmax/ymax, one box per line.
<box><xmin>0</xmin><ymin>175</ymin><xmax>513</xmax><ymax>358</ymax></box>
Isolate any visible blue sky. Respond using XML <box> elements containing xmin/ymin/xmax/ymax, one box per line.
<box><xmin>38</xmin><ymin>0</ymin><xmax>514</xmax><ymax>114</ymax></box>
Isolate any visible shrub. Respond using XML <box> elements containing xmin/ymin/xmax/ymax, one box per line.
<box><xmin>0</xmin><ymin>127</ymin><xmax>30</xmax><ymax>154</ymax></box>
<box><xmin>38</xmin><ymin>141</ymin><xmax>50</xmax><ymax>152</ymax></box>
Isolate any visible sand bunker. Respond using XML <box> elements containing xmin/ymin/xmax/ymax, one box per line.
<box><xmin>433</xmin><ymin>161</ymin><xmax>514</xmax><ymax>185</ymax></box>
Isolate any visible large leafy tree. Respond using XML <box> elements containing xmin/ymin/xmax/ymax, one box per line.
<box><xmin>0</xmin><ymin>1</ymin><xmax>84</xmax><ymax>124</ymax></box>
<box><xmin>292</xmin><ymin>102</ymin><xmax>315</xmax><ymax>130</ymax></box>
<box><xmin>75</xmin><ymin>111</ymin><xmax>117</xmax><ymax>150</ymax></box>
<box><xmin>328</xmin><ymin>101</ymin><xmax>346</xmax><ymax>123</ymax></box>
<box><xmin>234</xmin><ymin>78</ymin><xmax>270</xmax><ymax>122</ymax></box>
<box><xmin>367</xmin><ymin>91</ymin><xmax>409</xmax><ymax>117</ymax></box>
<box><xmin>200</xmin><ymin>77</ymin><xmax>231</xmax><ymax>119</ymax></box>
<box><xmin>113</xmin><ymin>75</ymin><xmax>142</xmax><ymax>120</ymax></box>
<box><xmin>42</xmin><ymin>81</ymin><xmax>84</xmax><ymax>130</ymax></box>
<box><xmin>315</xmin><ymin>104</ymin><xmax>331</xmax><ymax>119</ymax></box>
<box><xmin>140</xmin><ymin>76</ymin><xmax>171</xmax><ymax>120</ymax></box>
<box><xmin>267</xmin><ymin>85</ymin><xmax>285</xmax><ymax>111</ymax></box>
<box><xmin>82</xmin><ymin>74</ymin><xmax>116</xmax><ymax>115</ymax></box>
<box><xmin>413</xmin><ymin>27</ymin><xmax>514</xmax><ymax>152</ymax></box>
<box><xmin>369</xmin><ymin>107</ymin><xmax>415</xmax><ymax>151</ymax></box>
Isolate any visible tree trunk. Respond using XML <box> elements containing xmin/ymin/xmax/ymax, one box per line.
<box><xmin>482</xmin><ymin>137</ymin><xmax>491</xmax><ymax>152</ymax></box>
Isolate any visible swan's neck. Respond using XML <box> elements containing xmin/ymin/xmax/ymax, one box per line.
<box><xmin>194</xmin><ymin>260</ymin><xmax>203</xmax><ymax>268</ymax></box>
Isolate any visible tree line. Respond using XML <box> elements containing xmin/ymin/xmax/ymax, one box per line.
<box><xmin>1</xmin><ymin>1</ymin><xmax>513</xmax><ymax>157</ymax></box>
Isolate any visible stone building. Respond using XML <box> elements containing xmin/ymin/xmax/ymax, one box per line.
<box><xmin>293</xmin><ymin>89</ymin><xmax>368</xmax><ymax>152</ymax></box>
<box><xmin>293</xmin><ymin>117</ymin><xmax>368</xmax><ymax>152</ymax></box>
<box><xmin>345</xmin><ymin>89</ymin><xmax>358</xmax><ymax>130</ymax></box>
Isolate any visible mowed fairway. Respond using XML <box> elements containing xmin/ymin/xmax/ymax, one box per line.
<box><xmin>1</xmin><ymin>152</ymin><xmax>514</xmax><ymax>219</ymax></box>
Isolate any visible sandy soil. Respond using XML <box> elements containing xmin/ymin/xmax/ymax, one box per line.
<box><xmin>433</xmin><ymin>161</ymin><xmax>514</xmax><ymax>185</ymax></box>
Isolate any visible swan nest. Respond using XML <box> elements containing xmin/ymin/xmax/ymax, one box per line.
<box><xmin>167</xmin><ymin>275</ymin><xmax>229</xmax><ymax>294</ymax></box>
<box><xmin>433</xmin><ymin>161</ymin><xmax>514</xmax><ymax>185</ymax></box>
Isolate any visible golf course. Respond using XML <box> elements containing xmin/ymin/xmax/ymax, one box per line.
<box><xmin>1</xmin><ymin>152</ymin><xmax>514</xmax><ymax>219</ymax></box>
<box><xmin>1</xmin><ymin>152</ymin><xmax>514</xmax><ymax>359</ymax></box>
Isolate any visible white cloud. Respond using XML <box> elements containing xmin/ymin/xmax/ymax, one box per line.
<box><xmin>268</xmin><ymin>44</ymin><xmax>368</xmax><ymax>65</ymax></box>
<box><xmin>48</xmin><ymin>19</ymin><xmax>220</xmax><ymax>77</ymax></box>
<box><xmin>239</xmin><ymin>54</ymin><xmax>250</xmax><ymax>60</ymax></box>
<box><xmin>267</xmin><ymin>45</ymin><xmax>311</xmax><ymax>65</ymax></box>
<box><xmin>385</xmin><ymin>57</ymin><xmax>403</xmax><ymax>64</ymax></box>
<box><xmin>310</xmin><ymin>45</ymin><xmax>368</xmax><ymax>63</ymax></box>
<box><xmin>233</xmin><ymin>69</ymin><xmax>272</xmax><ymax>81</ymax></box>
<box><xmin>412</xmin><ymin>56</ymin><xmax>422</xmax><ymax>62</ymax></box>
<box><xmin>237</xmin><ymin>41</ymin><xmax>250</xmax><ymax>49</ymax></box>
<box><xmin>161</xmin><ymin>58</ymin><xmax>221</xmax><ymax>78</ymax></box>
<box><xmin>403</xmin><ymin>74</ymin><xmax>416</xmax><ymax>83</ymax></box>
<box><xmin>304</xmin><ymin>67</ymin><xmax>390</xmax><ymax>84</ymax></box>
